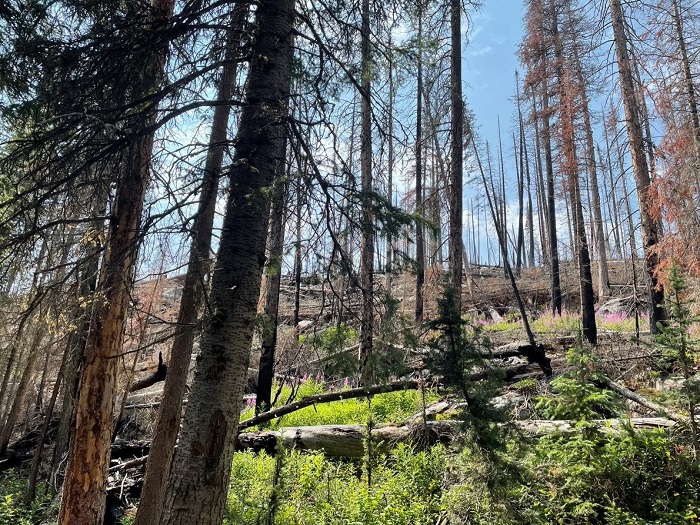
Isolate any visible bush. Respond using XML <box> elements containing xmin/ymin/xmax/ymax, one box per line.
<box><xmin>225</xmin><ymin>445</ymin><xmax>445</xmax><ymax>525</ymax></box>
<box><xmin>0</xmin><ymin>471</ymin><xmax>53</xmax><ymax>525</ymax></box>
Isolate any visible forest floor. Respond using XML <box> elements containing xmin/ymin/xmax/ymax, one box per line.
<box><xmin>3</xmin><ymin>261</ymin><xmax>700</xmax><ymax>525</ymax></box>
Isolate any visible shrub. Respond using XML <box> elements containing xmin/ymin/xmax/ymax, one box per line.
<box><xmin>225</xmin><ymin>445</ymin><xmax>445</xmax><ymax>525</ymax></box>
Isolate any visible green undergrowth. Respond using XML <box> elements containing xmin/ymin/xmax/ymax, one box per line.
<box><xmin>240</xmin><ymin>378</ymin><xmax>439</xmax><ymax>428</ymax></box>
<box><xmin>225</xmin><ymin>445</ymin><xmax>445</xmax><ymax>525</ymax></box>
<box><xmin>224</xmin><ymin>424</ymin><xmax>700</xmax><ymax>525</ymax></box>
<box><xmin>0</xmin><ymin>472</ymin><xmax>52</xmax><ymax>525</ymax></box>
<box><xmin>482</xmin><ymin>308</ymin><xmax>651</xmax><ymax>336</ymax></box>
<box><xmin>444</xmin><ymin>426</ymin><xmax>700</xmax><ymax>524</ymax></box>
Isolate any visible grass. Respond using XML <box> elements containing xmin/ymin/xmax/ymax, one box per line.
<box><xmin>481</xmin><ymin>308</ymin><xmax>652</xmax><ymax>337</ymax></box>
<box><xmin>240</xmin><ymin>378</ymin><xmax>440</xmax><ymax>428</ymax></box>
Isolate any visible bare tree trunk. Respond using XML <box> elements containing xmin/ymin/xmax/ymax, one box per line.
<box><xmin>609</xmin><ymin>0</ymin><xmax>666</xmax><ymax>332</ymax></box>
<box><xmin>136</xmin><ymin>35</ymin><xmax>249</xmax><ymax>523</ymax></box>
<box><xmin>0</xmin><ymin>323</ymin><xmax>46</xmax><ymax>455</ymax></box>
<box><xmin>256</xmin><ymin>146</ymin><xmax>289</xmax><ymax>414</ymax></box>
<box><xmin>516</xmin><ymin>73</ymin><xmax>535</xmax><ymax>268</ymax></box>
<box><xmin>415</xmin><ymin>5</ymin><xmax>425</xmax><ymax>324</ymax></box>
<box><xmin>358</xmin><ymin>0</ymin><xmax>374</xmax><ymax>385</ymax></box>
<box><xmin>25</xmin><ymin>340</ymin><xmax>68</xmax><ymax>503</ymax></box>
<box><xmin>58</xmin><ymin>2</ymin><xmax>175</xmax><ymax>522</ymax></box>
<box><xmin>571</xmin><ymin>36</ymin><xmax>610</xmax><ymax>299</ymax></box>
<box><xmin>158</xmin><ymin>0</ymin><xmax>295</xmax><ymax>520</ymax></box>
<box><xmin>672</xmin><ymin>0</ymin><xmax>700</xmax><ymax>160</ymax></box>
<box><xmin>551</xmin><ymin>5</ymin><xmax>596</xmax><ymax>344</ymax></box>
<box><xmin>541</xmin><ymin>83</ymin><xmax>562</xmax><ymax>314</ymax></box>
<box><xmin>531</xmin><ymin>90</ymin><xmax>549</xmax><ymax>265</ymax></box>
<box><xmin>385</xmin><ymin>38</ymin><xmax>395</xmax><ymax>295</ymax></box>
<box><xmin>601</xmin><ymin>131</ymin><xmax>624</xmax><ymax>259</ymax></box>
<box><xmin>514</xmin><ymin>131</ymin><xmax>525</xmax><ymax>275</ymax></box>
<box><xmin>449</xmin><ymin>0</ymin><xmax>463</xmax><ymax>305</ymax></box>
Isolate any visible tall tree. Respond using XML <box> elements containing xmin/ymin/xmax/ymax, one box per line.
<box><xmin>609</xmin><ymin>0</ymin><xmax>666</xmax><ymax>332</ymax></box>
<box><xmin>551</xmin><ymin>0</ymin><xmax>596</xmax><ymax>345</ymax></box>
<box><xmin>358</xmin><ymin>0</ymin><xmax>374</xmax><ymax>385</ymax></box>
<box><xmin>158</xmin><ymin>0</ymin><xmax>295</xmax><ymax>521</ymax></box>
<box><xmin>59</xmin><ymin>1</ymin><xmax>176</xmax><ymax>521</ymax></box>
<box><xmin>415</xmin><ymin>1</ymin><xmax>425</xmax><ymax>325</ymax></box>
<box><xmin>133</xmin><ymin>6</ymin><xmax>248</xmax><ymax>524</ymax></box>
<box><xmin>448</xmin><ymin>0</ymin><xmax>464</xmax><ymax>307</ymax></box>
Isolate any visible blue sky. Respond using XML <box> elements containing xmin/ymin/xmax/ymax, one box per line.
<box><xmin>465</xmin><ymin>2</ymin><xmax>525</xmax><ymax>150</ymax></box>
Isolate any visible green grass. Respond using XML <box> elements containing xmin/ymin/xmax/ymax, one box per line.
<box><xmin>240</xmin><ymin>378</ymin><xmax>439</xmax><ymax>428</ymax></box>
<box><xmin>225</xmin><ymin>445</ymin><xmax>445</xmax><ymax>525</ymax></box>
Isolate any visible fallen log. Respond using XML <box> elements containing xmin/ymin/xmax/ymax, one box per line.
<box><xmin>129</xmin><ymin>352</ymin><xmax>167</xmax><ymax>392</ymax></box>
<box><xmin>480</xmin><ymin>342</ymin><xmax>553</xmax><ymax>376</ymax></box>
<box><xmin>237</xmin><ymin>417</ymin><xmax>677</xmax><ymax>456</ymax></box>
<box><xmin>241</xmin><ymin>364</ymin><xmax>541</xmax><ymax>430</ymax></box>
<box><xmin>601</xmin><ymin>379</ymin><xmax>688</xmax><ymax>423</ymax></box>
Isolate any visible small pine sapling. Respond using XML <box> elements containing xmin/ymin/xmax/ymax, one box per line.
<box><xmin>655</xmin><ymin>264</ymin><xmax>700</xmax><ymax>458</ymax></box>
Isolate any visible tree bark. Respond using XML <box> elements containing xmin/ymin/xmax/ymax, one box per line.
<box><xmin>551</xmin><ymin>5</ymin><xmax>596</xmax><ymax>345</ymax></box>
<box><xmin>415</xmin><ymin>4</ymin><xmax>425</xmax><ymax>325</ymax></box>
<box><xmin>571</xmin><ymin>31</ymin><xmax>610</xmax><ymax>300</ymax></box>
<box><xmin>256</xmin><ymin>146</ymin><xmax>288</xmax><ymax>415</ymax></box>
<box><xmin>158</xmin><ymin>0</ymin><xmax>294</xmax><ymax>521</ymax></box>
<box><xmin>358</xmin><ymin>0</ymin><xmax>374</xmax><ymax>385</ymax></box>
<box><xmin>449</xmin><ymin>0</ymin><xmax>463</xmax><ymax>306</ymax></box>
<box><xmin>609</xmin><ymin>0</ymin><xmax>666</xmax><ymax>332</ymax></box>
<box><xmin>58</xmin><ymin>1</ymin><xmax>175</xmax><ymax>522</ymax></box>
<box><xmin>671</xmin><ymin>0</ymin><xmax>700</xmax><ymax>161</ymax></box>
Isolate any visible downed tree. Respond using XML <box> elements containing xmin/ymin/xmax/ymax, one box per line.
<box><xmin>479</xmin><ymin>341</ymin><xmax>552</xmax><ymax>376</ymax></box>
<box><xmin>240</xmin><ymin>363</ymin><xmax>539</xmax><ymax>430</ymax></box>
<box><xmin>601</xmin><ymin>379</ymin><xmax>688</xmax><ymax>423</ymax></box>
<box><xmin>236</xmin><ymin>417</ymin><xmax>678</xmax><ymax>457</ymax></box>
<box><xmin>129</xmin><ymin>352</ymin><xmax>168</xmax><ymax>393</ymax></box>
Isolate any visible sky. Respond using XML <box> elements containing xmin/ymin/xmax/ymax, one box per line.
<box><xmin>465</xmin><ymin>2</ymin><xmax>526</xmax><ymax>155</ymax></box>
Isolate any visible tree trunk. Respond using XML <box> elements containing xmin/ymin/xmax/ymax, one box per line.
<box><xmin>571</xmin><ymin>34</ymin><xmax>610</xmax><ymax>300</ymax></box>
<box><xmin>672</xmin><ymin>0</ymin><xmax>700</xmax><ymax>160</ymax></box>
<box><xmin>158</xmin><ymin>0</ymin><xmax>295</xmax><ymax>521</ymax></box>
<box><xmin>415</xmin><ymin>5</ymin><xmax>425</xmax><ymax>325</ymax></box>
<box><xmin>26</xmin><ymin>340</ymin><xmax>68</xmax><ymax>503</ymax></box>
<box><xmin>449</xmin><ymin>0</ymin><xmax>463</xmax><ymax>306</ymax></box>
<box><xmin>135</xmin><ymin>11</ymin><xmax>247</xmax><ymax>519</ymax></box>
<box><xmin>256</xmin><ymin>147</ymin><xmax>289</xmax><ymax>415</ymax></box>
<box><xmin>609</xmin><ymin>0</ymin><xmax>666</xmax><ymax>332</ymax></box>
<box><xmin>385</xmin><ymin>38</ymin><xmax>395</xmax><ymax>295</ymax></box>
<box><xmin>58</xmin><ymin>1</ymin><xmax>175</xmax><ymax>521</ymax></box>
<box><xmin>358</xmin><ymin>0</ymin><xmax>374</xmax><ymax>385</ymax></box>
<box><xmin>0</xmin><ymin>323</ymin><xmax>46</xmax><ymax>455</ymax></box>
<box><xmin>541</xmin><ymin>81</ymin><xmax>562</xmax><ymax>314</ymax></box>
<box><xmin>551</xmin><ymin>4</ymin><xmax>596</xmax><ymax>345</ymax></box>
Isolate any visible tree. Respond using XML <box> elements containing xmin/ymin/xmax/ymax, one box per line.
<box><xmin>358</xmin><ymin>0</ymin><xmax>374</xmax><ymax>385</ymax></box>
<box><xmin>58</xmin><ymin>1</ymin><xmax>176</xmax><ymax>521</ymax></box>
<box><xmin>521</xmin><ymin>0</ymin><xmax>562</xmax><ymax>315</ymax></box>
<box><xmin>449</xmin><ymin>0</ymin><xmax>464</xmax><ymax>309</ymax></box>
<box><xmin>415</xmin><ymin>0</ymin><xmax>425</xmax><ymax>325</ymax></box>
<box><xmin>133</xmin><ymin>5</ymin><xmax>249</xmax><ymax>524</ymax></box>
<box><xmin>609</xmin><ymin>0</ymin><xmax>666</xmax><ymax>332</ymax></box>
<box><xmin>158</xmin><ymin>0</ymin><xmax>295</xmax><ymax>521</ymax></box>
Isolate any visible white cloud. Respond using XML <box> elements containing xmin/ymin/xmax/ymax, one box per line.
<box><xmin>470</xmin><ymin>46</ymin><xmax>493</xmax><ymax>57</ymax></box>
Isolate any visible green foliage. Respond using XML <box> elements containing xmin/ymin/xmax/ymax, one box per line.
<box><xmin>536</xmin><ymin>345</ymin><xmax>622</xmax><ymax>421</ymax></box>
<box><xmin>655</xmin><ymin>264</ymin><xmax>700</xmax><ymax>455</ymax></box>
<box><xmin>425</xmin><ymin>286</ymin><xmax>506</xmax><ymax>449</ymax></box>
<box><xmin>0</xmin><ymin>471</ymin><xmax>52</xmax><ymax>525</ymax></box>
<box><xmin>512</xmin><ymin>378</ymin><xmax>538</xmax><ymax>394</ymax></box>
<box><xmin>239</xmin><ymin>378</ymin><xmax>438</xmax><ymax>427</ymax></box>
<box><xmin>299</xmin><ymin>324</ymin><xmax>358</xmax><ymax>378</ymax></box>
<box><xmin>443</xmin><ymin>426</ymin><xmax>700</xmax><ymax>524</ymax></box>
<box><xmin>225</xmin><ymin>446</ymin><xmax>445</xmax><ymax>525</ymax></box>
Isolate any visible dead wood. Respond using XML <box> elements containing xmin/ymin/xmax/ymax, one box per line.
<box><xmin>601</xmin><ymin>379</ymin><xmax>688</xmax><ymax>423</ymax></box>
<box><xmin>129</xmin><ymin>352</ymin><xmax>167</xmax><ymax>392</ymax></box>
<box><xmin>236</xmin><ymin>417</ymin><xmax>677</xmax><ymax>456</ymax></box>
